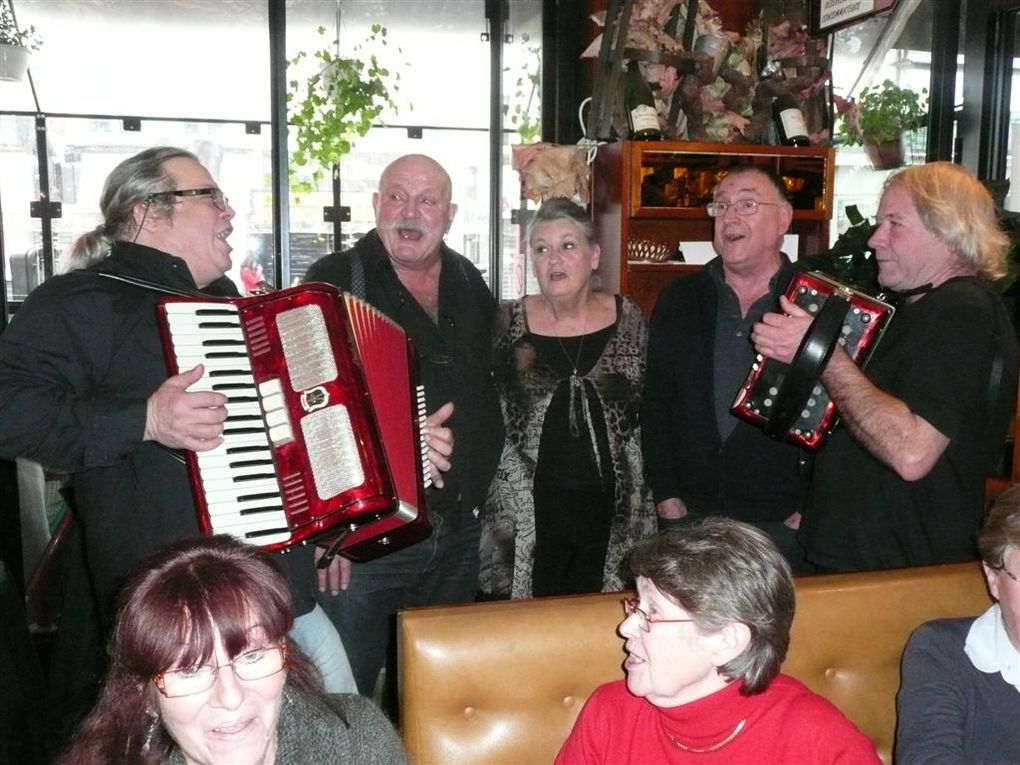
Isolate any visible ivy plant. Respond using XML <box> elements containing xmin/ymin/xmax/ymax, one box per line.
<box><xmin>287</xmin><ymin>24</ymin><xmax>401</xmax><ymax>194</ymax></box>
<box><xmin>0</xmin><ymin>0</ymin><xmax>42</xmax><ymax>51</ymax></box>
<box><xmin>503</xmin><ymin>33</ymin><xmax>542</xmax><ymax>144</ymax></box>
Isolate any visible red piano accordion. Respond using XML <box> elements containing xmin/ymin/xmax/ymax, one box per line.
<box><xmin>730</xmin><ymin>271</ymin><xmax>895</xmax><ymax>450</ymax></box>
<box><xmin>156</xmin><ymin>282</ymin><xmax>431</xmax><ymax>560</ymax></box>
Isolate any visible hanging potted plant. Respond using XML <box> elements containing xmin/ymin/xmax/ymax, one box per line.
<box><xmin>836</xmin><ymin>80</ymin><xmax>928</xmax><ymax>170</ymax></box>
<box><xmin>0</xmin><ymin>0</ymin><xmax>41</xmax><ymax>83</ymax></box>
<box><xmin>287</xmin><ymin>23</ymin><xmax>402</xmax><ymax>195</ymax></box>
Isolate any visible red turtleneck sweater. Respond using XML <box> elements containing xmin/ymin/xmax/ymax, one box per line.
<box><xmin>555</xmin><ymin>676</ymin><xmax>880</xmax><ymax>764</ymax></box>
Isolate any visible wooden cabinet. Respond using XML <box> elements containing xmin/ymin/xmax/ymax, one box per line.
<box><xmin>592</xmin><ymin>141</ymin><xmax>835</xmax><ymax>315</ymax></box>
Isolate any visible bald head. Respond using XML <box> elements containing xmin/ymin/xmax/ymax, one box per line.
<box><xmin>373</xmin><ymin>154</ymin><xmax>458</xmax><ymax>271</ymax></box>
<box><xmin>379</xmin><ymin>154</ymin><xmax>453</xmax><ymax>201</ymax></box>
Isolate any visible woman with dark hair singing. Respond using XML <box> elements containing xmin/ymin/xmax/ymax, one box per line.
<box><xmin>58</xmin><ymin>535</ymin><xmax>406</xmax><ymax>765</ymax></box>
<box><xmin>556</xmin><ymin>518</ymin><xmax>879</xmax><ymax>763</ymax></box>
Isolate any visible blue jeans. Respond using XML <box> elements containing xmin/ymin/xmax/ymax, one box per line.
<box><xmin>316</xmin><ymin>512</ymin><xmax>482</xmax><ymax>695</ymax></box>
<box><xmin>289</xmin><ymin>604</ymin><xmax>357</xmax><ymax>693</ymax></box>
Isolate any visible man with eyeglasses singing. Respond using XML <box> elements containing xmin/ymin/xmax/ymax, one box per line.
<box><xmin>0</xmin><ymin>147</ymin><xmax>354</xmax><ymax>756</ymax></box>
<box><xmin>642</xmin><ymin>166</ymin><xmax>813</xmax><ymax>573</ymax></box>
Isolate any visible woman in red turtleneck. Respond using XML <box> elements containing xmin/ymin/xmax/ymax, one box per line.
<box><xmin>555</xmin><ymin>519</ymin><xmax>880</xmax><ymax>764</ymax></box>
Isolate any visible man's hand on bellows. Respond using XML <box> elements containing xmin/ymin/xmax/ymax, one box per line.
<box><xmin>423</xmin><ymin>401</ymin><xmax>455</xmax><ymax>488</ymax></box>
<box><xmin>144</xmin><ymin>365</ymin><xmax>228</xmax><ymax>451</ymax></box>
<box><xmin>751</xmin><ymin>294</ymin><xmax>813</xmax><ymax>364</ymax></box>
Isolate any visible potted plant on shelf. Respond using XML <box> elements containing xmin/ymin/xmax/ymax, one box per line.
<box><xmin>0</xmin><ymin>0</ymin><xmax>41</xmax><ymax>82</ymax></box>
<box><xmin>836</xmin><ymin>80</ymin><xmax>928</xmax><ymax>170</ymax></box>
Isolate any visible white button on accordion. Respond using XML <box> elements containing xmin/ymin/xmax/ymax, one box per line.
<box><xmin>156</xmin><ymin>282</ymin><xmax>432</xmax><ymax>560</ymax></box>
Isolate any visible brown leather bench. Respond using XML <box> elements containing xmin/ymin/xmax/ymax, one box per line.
<box><xmin>398</xmin><ymin>562</ymin><xmax>991</xmax><ymax>765</ymax></box>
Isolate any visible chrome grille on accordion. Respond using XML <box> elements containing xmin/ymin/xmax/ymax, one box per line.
<box><xmin>157</xmin><ymin>282</ymin><xmax>431</xmax><ymax>558</ymax></box>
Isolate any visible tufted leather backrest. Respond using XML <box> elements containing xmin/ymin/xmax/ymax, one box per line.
<box><xmin>398</xmin><ymin>562</ymin><xmax>990</xmax><ymax>765</ymax></box>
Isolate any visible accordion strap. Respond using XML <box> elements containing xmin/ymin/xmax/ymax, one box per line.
<box><xmin>764</xmin><ymin>293</ymin><xmax>851</xmax><ymax>438</ymax></box>
<box><xmin>94</xmin><ymin>272</ymin><xmax>203</xmax><ymax>298</ymax></box>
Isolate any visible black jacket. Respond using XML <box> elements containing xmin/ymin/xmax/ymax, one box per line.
<box><xmin>641</xmin><ymin>261</ymin><xmax>809</xmax><ymax>522</ymax></box>
<box><xmin>0</xmin><ymin>242</ymin><xmax>317</xmax><ymax>624</ymax></box>
<box><xmin>305</xmin><ymin>230</ymin><xmax>504</xmax><ymax>519</ymax></box>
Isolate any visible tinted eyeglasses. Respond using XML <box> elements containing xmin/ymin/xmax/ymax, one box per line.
<box><xmin>153</xmin><ymin>644</ymin><xmax>287</xmax><ymax>698</ymax></box>
<box><xmin>148</xmin><ymin>186</ymin><xmax>230</xmax><ymax>212</ymax></box>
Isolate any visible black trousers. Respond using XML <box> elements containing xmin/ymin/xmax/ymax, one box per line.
<box><xmin>531</xmin><ymin>478</ymin><xmax>614</xmax><ymax>597</ymax></box>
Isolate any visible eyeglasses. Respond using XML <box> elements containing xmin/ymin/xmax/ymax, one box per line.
<box><xmin>148</xmin><ymin>187</ymin><xmax>230</xmax><ymax>212</ymax></box>
<box><xmin>622</xmin><ymin>597</ymin><xmax>694</xmax><ymax>632</ymax></box>
<box><xmin>706</xmin><ymin>199</ymin><xmax>783</xmax><ymax>217</ymax></box>
<box><xmin>153</xmin><ymin>644</ymin><xmax>287</xmax><ymax>698</ymax></box>
<box><xmin>993</xmin><ymin>564</ymin><xmax>1020</xmax><ymax>584</ymax></box>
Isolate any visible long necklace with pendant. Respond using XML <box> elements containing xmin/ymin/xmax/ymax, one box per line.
<box><xmin>552</xmin><ymin>306</ymin><xmax>587</xmax><ymax>438</ymax></box>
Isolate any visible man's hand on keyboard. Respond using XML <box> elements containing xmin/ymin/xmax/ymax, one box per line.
<box><xmin>144</xmin><ymin>364</ymin><xmax>228</xmax><ymax>451</ymax></box>
<box><xmin>423</xmin><ymin>401</ymin><xmax>455</xmax><ymax>488</ymax></box>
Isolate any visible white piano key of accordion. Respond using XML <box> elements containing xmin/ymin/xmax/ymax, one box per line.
<box><xmin>206</xmin><ymin>495</ymin><xmax>284</xmax><ymax>517</ymax></box>
<box><xmin>201</xmin><ymin>476</ymin><xmax>283</xmax><ymax>500</ymax></box>
<box><xmin>198</xmin><ymin>461</ymin><xmax>276</xmax><ymax>481</ymax></box>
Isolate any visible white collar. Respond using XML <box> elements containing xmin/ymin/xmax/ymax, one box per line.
<box><xmin>964</xmin><ymin>603</ymin><xmax>1020</xmax><ymax>690</ymax></box>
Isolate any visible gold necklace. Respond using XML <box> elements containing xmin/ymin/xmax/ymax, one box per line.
<box><xmin>664</xmin><ymin>718</ymin><xmax>746</xmax><ymax>753</ymax></box>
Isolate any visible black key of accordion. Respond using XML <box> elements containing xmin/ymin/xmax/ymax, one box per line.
<box><xmin>223</xmin><ymin>425</ymin><xmax>267</xmax><ymax>435</ymax></box>
<box><xmin>236</xmin><ymin>491</ymin><xmax>282</xmax><ymax>503</ymax></box>
<box><xmin>232</xmin><ymin>471</ymin><xmax>278</xmax><ymax>482</ymax></box>
<box><xmin>224</xmin><ymin>445</ymin><xmax>269</xmax><ymax>455</ymax></box>
<box><xmin>244</xmin><ymin>525</ymin><xmax>292</xmax><ymax>538</ymax></box>
<box><xmin>195</xmin><ymin>320</ymin><xmax>241</xmax><ymax>329</ymax></box>
<box><xmin>229</xmin><ymin>458</ymin><xmax>274</xmax><ymax>468</ymax></box>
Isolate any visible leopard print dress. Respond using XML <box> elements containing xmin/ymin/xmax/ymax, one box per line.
<box><xmin>479</xmin><ymin>295</ymin><xmax>657</xmax><ymax>598</ymax></box>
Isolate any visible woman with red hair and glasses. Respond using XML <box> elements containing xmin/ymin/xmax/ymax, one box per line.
<box><xmin>57</xmin><ymin>535</ymin><xmax>406</xmax><ymax>765</ymax></box>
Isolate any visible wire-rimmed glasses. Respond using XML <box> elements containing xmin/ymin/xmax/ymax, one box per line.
<box><xmin>153</xmin><ymin>644</ymin><xmax>287</xmax><ymax>698</ymax></box>
<box><xmin>706</xmin><ymin>199</ymin><xmax>782</xmax><ymax>218</ymax></box>
<box><xmin>621</xmin><ymin>597</ymin><xmax>695</xmax><ymax>632</ymax></box>
<box><xmin>992</xmin><ymin>564</ymin><xmax>1020</xmax><ymax>584</ymax></box>
<box><xmin>148</xmin><ymin>186</ymin><xmax>230</xmax><ymax>212</ymax></box>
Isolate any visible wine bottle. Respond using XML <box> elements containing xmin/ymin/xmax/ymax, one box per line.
<box><xmin>772</xmin><ymin>93</ymin><xmax>810</xmax><ymax>147</ymax></box>
<box><xmin>625</xmin><ymin>61</ymin><xmax>662</xmax><ymax>141</ymax></box>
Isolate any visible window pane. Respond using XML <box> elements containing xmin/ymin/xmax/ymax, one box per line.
<box><xmin>289</xmin><ymin>127</ymin><xmax>490</xmax><ymax>285</ymax></box>
<box><xmin>14</xmin><ymin>0</ymin><xmax>269</xmax><ymax>120</ymax></box>
<box><xmin>286</xmin><ymin>0</ymin><xmax>489</xmax><ymax>129</ymax></box>
<box><xmin>1</xmin><ymin>114</ymin><xmax>272</xmax><ymax>303</ymax></box>
<box><xmin>830</xmin><ymin>3</ymin><xmax>937</xmax><ymax>246</ymax></box>
<box><xmin>500</xmin><ymin>0</ymin><xmax>543</xmax><ymax>300</ymax></box>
